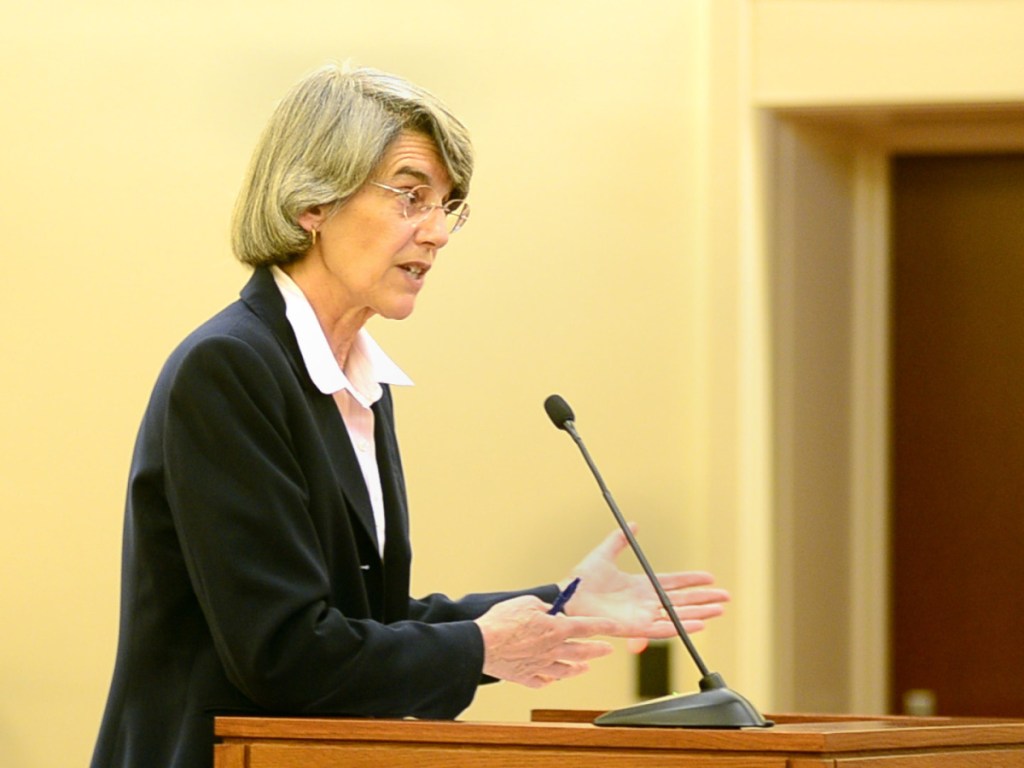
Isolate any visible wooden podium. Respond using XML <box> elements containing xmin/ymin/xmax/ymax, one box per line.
<box><xmin>214</xmin><ymin>709</ymin><xmax>1024</xmax><ymax>767</ymax></box>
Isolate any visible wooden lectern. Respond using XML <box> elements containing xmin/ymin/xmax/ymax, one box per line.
<box><xmin>214</xmin><ymin>709</ymin><xmax>1024</xmax><ymax>767</ymax></box>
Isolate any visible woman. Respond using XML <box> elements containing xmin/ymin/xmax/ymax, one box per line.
<box><xmin>91</xmin><ymin>63</ymin><xmax>728</xmax><ymax>768</ymax></box>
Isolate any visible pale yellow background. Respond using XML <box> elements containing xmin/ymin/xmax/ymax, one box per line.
<box><xmin>3</xmin><ymin>1</ymin><xmax>1024</xmax><ymax>766</ymax></box>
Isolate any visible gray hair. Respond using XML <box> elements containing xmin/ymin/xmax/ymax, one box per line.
<box><xmin>231</xmin><ymin>63</ymin><xmax>474</xmax><ymax>267</ymax></box>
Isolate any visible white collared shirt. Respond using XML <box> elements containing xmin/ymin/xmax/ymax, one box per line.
<box><xmin>271</xmin><ymin>266</ymin><xmax>413</xmax><ymax>558</ymax></box>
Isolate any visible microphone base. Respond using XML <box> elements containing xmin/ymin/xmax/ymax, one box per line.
<box><xmin>594</xmin><ymin>674</ymin><xmax>774</xmax><ymax>729</ymax></box>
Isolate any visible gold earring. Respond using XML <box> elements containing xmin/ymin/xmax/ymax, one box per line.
<box><xmin>311</xmin><ymin>229</ymin><xmax>318</xmax><ymax>247</ymax></box>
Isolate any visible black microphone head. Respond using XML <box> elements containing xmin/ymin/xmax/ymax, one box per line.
<box><xmin>544</xmin><ymin>394</ymin><xmax>575</xmax><ymax>430</ymax></box>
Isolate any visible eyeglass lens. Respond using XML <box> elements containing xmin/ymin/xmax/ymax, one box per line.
<box><xmin>404</xmin><ymin>186</ymin><xmax>469</xmax><ymax>233</ymax></box>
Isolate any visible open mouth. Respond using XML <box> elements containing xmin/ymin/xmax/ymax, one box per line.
<box><xmin>400</xmin><ymin>263</ymin><xmax>429</xmax><ymax>278</ymax></box>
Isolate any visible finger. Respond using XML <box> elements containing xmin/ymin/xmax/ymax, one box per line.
<box><xmin>641</xmin><ymin>617</ymin><xmax>715</xmax><ymax>638</ymax></box>
<box><xmin>626</xmin><ymin>637</ymin><xmax>649</xmax><ymax>653</ymax></box>
<box><xmin>619</xmin><ymin>604</ymin><xmax>724</xmax><ymax>639</ymax></box>
<box><xmin>523</xmin><ymin>675</ymin><xmax>549</xmax><ymax>689</ymax></box>
<box><xmin>553</xmin><ymin>639</ymin><xmax>615</xmax><ymax>661</ymax></box>
<box><xmin>527</xmin><ymin>663</ymin><xmax>591</xmax><ymax>688</ymax></box>
<box><xmin>650</xmin><ymin>603</ymin><xmax>724</xmax><ymax>626</ymax></box>
<box><xmin>543</xmin><ymin>658</ymin><xmax>592</xmax><ymax>679</ymax></box>
<box><xmin>644</xmin><ymin>623</ymin><xmax>685</xmax><ymax>639</ymax></box>
<box><xmin>556</xmin><ymin>660</ymin><xmax>592</xmax><ymax>681</ymax></box>
<box><xmin>559</xmin><ymin>616</ymin><xmax>623</xmax><ymax>638</ymax></box>
<box><xmin>653</xmin><ymin>571</ymin><xmax>720</xmax><ymax>590</ymax></box>
<box><xmin>674</xmin><ymin>603</ymin><xmax>726</xmax><ymax>621</ymax></box>
<box><xmin>665</xmin><ymin>588</ymin><xmax>732</xmax><ymax>607</ymax></box>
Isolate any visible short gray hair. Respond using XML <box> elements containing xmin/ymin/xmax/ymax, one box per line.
<box><xmin>231</xmin><ymin>63</ymin><xmax>474</xmax><ymax>267</ymax></box>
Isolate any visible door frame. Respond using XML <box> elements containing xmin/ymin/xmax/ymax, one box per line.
<box><xmin>763</xmin><ymin>103</ymin><xmax>1024</xmax><ymax>713</ymax></box>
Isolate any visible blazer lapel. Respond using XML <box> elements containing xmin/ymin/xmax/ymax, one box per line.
<box><xmin>239</xmin><ymin>267</ymin><xmax>382</xmax><ymax>558</ymax></box>
<box><xmin>374</xmin><ymin>388</ymin><xmax>412</xmax><ymax>621</ymax></box>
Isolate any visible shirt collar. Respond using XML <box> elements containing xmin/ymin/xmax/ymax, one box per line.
<box><xmin>271</xmin><ymin>265</ymin><xmax>413</xmax><ymax>406</ymax></box>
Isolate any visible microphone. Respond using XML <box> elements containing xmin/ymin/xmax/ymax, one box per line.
<box><xmin>543</xmin><ymin>394</ymin><xmax>772</xmax><ymax>729</ymax></box>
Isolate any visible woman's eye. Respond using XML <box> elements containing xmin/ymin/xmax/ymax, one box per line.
<box><xmin>408</xmin><ymin>188</ymin><xmax>431</xmax><ymax>207</ymax></box>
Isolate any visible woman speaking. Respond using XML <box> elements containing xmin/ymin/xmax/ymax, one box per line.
<box><xmin>90</xmin><ymin>63</ymin><xmax>727</xmax><ymax>768</ymax></box>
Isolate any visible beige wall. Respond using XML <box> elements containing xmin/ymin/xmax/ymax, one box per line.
<box><xmin>753</xmin><ymin>0</ymin><xmax>1024</xmax><ymax>105</ymax></box>
<box><xmin>0</xmin><ymin>2</ymin><xmax>719</xmax><ymax>765</ymax></box>
<box><xmin>4</xmin><ymin>1</ymin><xmax>1024</xmax><ymax>765</ymax></box>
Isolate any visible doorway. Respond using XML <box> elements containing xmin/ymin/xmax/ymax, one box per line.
<box><xmin>889</xmin><ymin>153</ymin><xmax>1024</xmax><ymax>717</ymax></box>
<box><xmin>766</xmin><ymin>107</ymin><xmax>1024</xmax><ymax>716</ymax></box>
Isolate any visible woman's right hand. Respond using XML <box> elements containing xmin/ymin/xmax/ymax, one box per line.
<box><xmin>474</xmin><ymin>595</ymin><xmax>620</xmax><ymax>688</ymax></box>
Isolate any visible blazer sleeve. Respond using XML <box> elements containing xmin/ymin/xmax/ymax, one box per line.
<box><xmin>408</xmin><ymin>585</ymin><xmax>562</xmax><ymax>624</ymax></box>
<box><xmin>159</xmin><ymin>332</ymin><xmax>484</xmax><ymax>718</ymax></box>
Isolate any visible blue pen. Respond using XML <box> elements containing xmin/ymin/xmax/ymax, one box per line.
<box><xmin>548</xmin><ymin>576</ymin><xmax>581</xmax><ymax>615</ymax></box>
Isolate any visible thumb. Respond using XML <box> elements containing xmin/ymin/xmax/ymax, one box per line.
<box><xmin>594</xmin><ymin>524</ymin><xmax>638</xmax><ymax>561</ymax></box>
<box><xmin>626</xmin><ymin>637</ymin><xmax>650</xmax><ymax>654</ymax></box>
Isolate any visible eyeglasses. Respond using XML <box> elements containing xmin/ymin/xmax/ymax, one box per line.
<box><xmin>371</xmin><ymin>182</ymin><xmax>470</xmax><ymax>234</ymax></box>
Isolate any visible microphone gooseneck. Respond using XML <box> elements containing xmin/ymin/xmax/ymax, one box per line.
<box><xmin>544</xmin><ymin>394</ymin><xmax>710</xmax><ymax>676</ymax></box>
<box><xmin>544</xmin><ymin>393</ymin><xmax>772</xmax><ymax>729</ymax></box>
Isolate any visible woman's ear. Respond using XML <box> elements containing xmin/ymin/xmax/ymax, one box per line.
<box><xmin>297</xmin><ymin>205</ymin><xmax>327</xmax><ymax>235</ymax></box>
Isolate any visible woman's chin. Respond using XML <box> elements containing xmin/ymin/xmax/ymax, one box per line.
<box><xmin>379</xmin><ymin>300</ymin><xmax>418</xmax><ymax>322</ymax></box>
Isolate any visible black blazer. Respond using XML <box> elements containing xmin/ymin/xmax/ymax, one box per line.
<box><xmin>91</xmin><ymin>267</ymin><xmax>557</xmax><ymax>768</ymax></box>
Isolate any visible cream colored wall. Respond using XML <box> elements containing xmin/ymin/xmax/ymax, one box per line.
<box><xmin>0</xmin><ymin>2</ymin><xmax>730</xmax><ymax>766</ymax></box>
<box><xmin>753</xmin><ymin>0</ymin><xmax>1024</xmax><ymax>106</ymax></box>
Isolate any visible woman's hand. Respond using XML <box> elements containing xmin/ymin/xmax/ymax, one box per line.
<box><xmin>561</xmin><ymin>527</ymin><xmax>729</xmax><ymax>638</ymax></box>
<box><xmin>474</xmin><ymin>596</ymin><xmax>620</xmax><ymax>688</ymax></box>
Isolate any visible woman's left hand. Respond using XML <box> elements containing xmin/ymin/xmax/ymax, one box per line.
<box><xmin>560</xmin><ymin>526</ymin><xmax>729</xmax><ymax>638</ymax></box>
